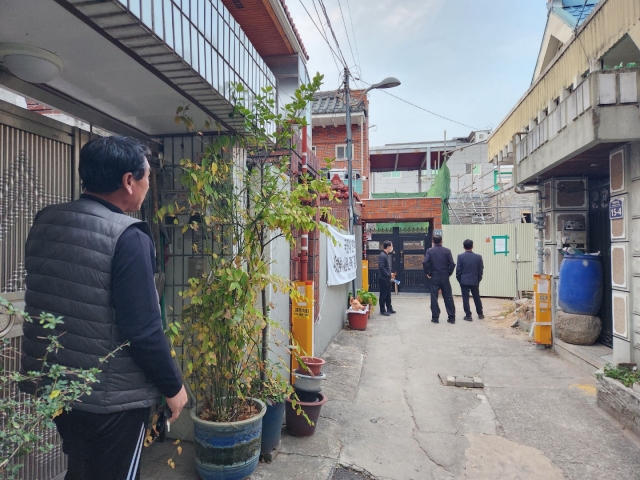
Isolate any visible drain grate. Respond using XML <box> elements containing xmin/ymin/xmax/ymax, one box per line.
<box><xmin>331</xmin><ymin>466</ymin><xmax>375</xmax><ymax>480</ymax></box>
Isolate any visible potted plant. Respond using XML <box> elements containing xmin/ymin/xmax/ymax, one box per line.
<box><xmin>357</xmin><ymin>288</ymin><xmax>378</xmax><ymax>314</ymax></box>
<box><xmin>161</xmin><ymin>75</ymin><xmax>337</xmax><ymax>479</ymax></box>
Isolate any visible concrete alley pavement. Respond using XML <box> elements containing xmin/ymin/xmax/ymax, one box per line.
<box><xmin>142</xmin><ymin>294</ymin><xmax>640</xmax><ymax>480</ymax></box>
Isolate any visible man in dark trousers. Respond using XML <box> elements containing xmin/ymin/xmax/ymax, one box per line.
<box><xmin>21</xmin><ymin>136</ymin><xmax>188</xmax><ymax>480</ymax></box>
<box><xmin>423</xmin><ymin>235</ymin><xmax>456</xmax><ymax>323</ymax></box>
<box><xmin>456</xmin><ymin>239</ymin><xmax>485</xmax><ymax>321</ymax></box>
<box><xmin>378</xmin><ymin>240</ymin><xmax>396</xmax><ymax>316</ymax></box>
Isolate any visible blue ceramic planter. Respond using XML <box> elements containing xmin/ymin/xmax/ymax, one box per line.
<box><xmin>260</xmin><ymin>401</ymin><xmax>284</xmax><ymax>456</ymax></box>
<box><xmin>191</xmin><ymin>399</ymin><xmax>266</xmax><ymax>480</ymax></box>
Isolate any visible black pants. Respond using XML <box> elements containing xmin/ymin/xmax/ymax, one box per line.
<box><xmin>379</xmin><ymin>278</ymin><xmax>393</xmax><ymax>313</ymax></box>
<box><xmin>461</xmin><ymin>284</ymin><xmax>483</xmax><ymax>317</ymax></box>
<box><xmin>430</xmin><ymin>277</ymin><xmax>455</xmax><ymax>320</ymax></box>
<box><xmin>54</xmin><ymin>407</ymin><xmax>150</xmax><ymax>480</ymax></box>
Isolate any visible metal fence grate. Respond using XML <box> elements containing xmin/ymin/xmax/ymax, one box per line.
<box><xmin>1</xmin><ymin>335</ymin><xmax>67</xmax><ymax>479</ymax></box>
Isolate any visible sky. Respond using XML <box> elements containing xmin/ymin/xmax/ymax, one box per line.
<box><xmin>286</xmin><ymin>0</ymin><xmax>550</xmax><ymax>147</ymax></box>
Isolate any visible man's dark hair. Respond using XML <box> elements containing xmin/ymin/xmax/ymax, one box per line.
<box><xmin>382</xmin><ymin>240</ymin><xmax>392</xmax><ymax>249</ymax></box>
<box><xmin>79</xmin><ymin>136</ymin><xmax>150</xmax><ymax>193</ymax></box>
<box><xmin>433</xmin><ymin>235</ymin><xmax>442</xmax><ymax>245</ymax></box>
<box><xmin>463</xmin><ymin>239</ymin><xmax>473</xmax><ymax>250</ymax></box>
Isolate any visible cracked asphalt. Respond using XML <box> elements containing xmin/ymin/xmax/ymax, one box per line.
<box><xmin>141</xmin><ymin>295</ymin><xmax>640</xmax><ymax>480</ymax></box>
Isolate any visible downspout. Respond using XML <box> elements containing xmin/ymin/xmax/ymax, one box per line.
<box><xmin>511</xmin><ymin>131</ymin><xmax>545</xmax><ymax>275</ymax></box>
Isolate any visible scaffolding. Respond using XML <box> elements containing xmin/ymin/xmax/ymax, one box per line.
<box><xmin>448</xmin><ymin>165</ymin><xmax>532</xmax><ymax>224</ymax></box>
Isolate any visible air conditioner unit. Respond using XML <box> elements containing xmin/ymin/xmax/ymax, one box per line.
<box><xmin>327</xmin><ymin>169</ymin><xmax>361</xmax><ymax>181</ymax></box>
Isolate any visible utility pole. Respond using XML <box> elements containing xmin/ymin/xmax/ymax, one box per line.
<box><xmin>344</xmin><ymin>67</ymin><xmax>356</xmax><ymax>299</ymax></box>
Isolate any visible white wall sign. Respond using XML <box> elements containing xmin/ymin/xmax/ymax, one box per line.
<box><xmin>325</xmin><ymin>223</ymin><xmax>357</xmax><ymax>286</ymax></box>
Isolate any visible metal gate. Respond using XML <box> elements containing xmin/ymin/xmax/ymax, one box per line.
<box><xmin>367</xmin><ymin>226</ymin><xmax>432</xmax><ymax>293</ymax></box>
<box><xmin>1</xmin><ymin>99</ymin><xmax>74</xmax><ymax>479</ymax></box>
<box><xmin>589</xmin><ymin>179</ymin><xmax>613</xmax><ymax>347</ymax></box>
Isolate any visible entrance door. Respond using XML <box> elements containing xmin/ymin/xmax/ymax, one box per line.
<box><xmin>589</xmin><ymin>179</ymin><xmax>613</xmax><ymax>347</ymax></box>
<box><xmin>367</xmin><ymin>226</ymin><xmax>431</xmax><ymax>293</ymax></box>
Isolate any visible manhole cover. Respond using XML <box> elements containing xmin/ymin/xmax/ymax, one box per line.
<box><xmin>331</xmin><ymin>467</ymin><xmax>374</xmax><ymax>480</ymax></box>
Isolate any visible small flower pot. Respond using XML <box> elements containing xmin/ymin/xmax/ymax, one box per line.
<box><xmin>347</xmin><ymin>305</ymin><xmax>369</xmax><ymax>331</ymax></box>
<box><xmin>293</xmin><ymin>370</ymin><xmax>326</xmax><ymax>392</ymax></box>
<box><xmin>299</xmin><ymin>356</ymin><xmax>326</xmax><ymax>376</ymax></box>
<box><xmin>285</xmin><ymin>392</ymin><xmax>328</xmax><ymax>437</ymax></box>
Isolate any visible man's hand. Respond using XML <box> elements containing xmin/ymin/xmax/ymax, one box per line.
<box><xmin>166</xmin><ymin>385</ymin><xmax>188</xmax><ymax>423</ymax></box>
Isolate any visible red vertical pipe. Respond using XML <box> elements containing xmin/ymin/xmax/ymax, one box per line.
<box><xmin>300</xmin><ymin>125</ymin><xmax>309</xmax><ymax>282</ymax></box>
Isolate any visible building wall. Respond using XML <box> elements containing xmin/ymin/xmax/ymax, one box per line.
<box><xmin>312</xmin><ymin>118</ymin><xmax>370</xmax><ymax>198</ymax></box>
<box><xmin>315</xmin><ymin>229</ymin><xmax>350</xmax><ymax>355</ymax></box>
<box><xmin>371</xmin><ymin>141</ymin><xmax>492</xmax><ymax>196</ymax></box>
<box><xmin>487</xmin><ymin>186</ymin><xmax>536</xmax><ymax>224</ymax></box>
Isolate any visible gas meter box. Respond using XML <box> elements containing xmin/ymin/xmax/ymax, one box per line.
<box><xmin>556</xmin><ymin>219</ymin><xmax>586</xmax><ymax>247</ymax></box>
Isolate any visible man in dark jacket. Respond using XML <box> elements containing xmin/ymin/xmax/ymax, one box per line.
<box><xmin>22</xmin><ymin>136</ymin><xmax>187</xmax><ymax>480</ymax></box>
<box><xmin>456</xmin><ymin>239</ymin><xmax>485</xmax><ymax>321</ymax></box>
<box><xmin>423</xmin><ymin>235</ymin><xmax>456</xmax><ymax>323</ymax></box>
<box><xmin>378</xmin><ymin>240</ymin><xmax>396</xmax><ymax>316</ymax></box>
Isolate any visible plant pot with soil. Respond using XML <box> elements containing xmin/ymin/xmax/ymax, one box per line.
<box><xmin>347</xmin><ymin>305</ymin><xmax>369</xmax><ymax>330</ymax></box>
<box><xmin>159</xmin><ymin>75</ymin><xmax>336</xmax><ymax>479</ymax></box>
<box><xmin>285</xmin><ymin>393</ymin><xmax>328</xmax><ymax>437</ymax></box>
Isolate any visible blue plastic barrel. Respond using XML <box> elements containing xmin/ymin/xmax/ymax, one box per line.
<box><xmin>558</xmin><ymin>254</ymin><xmax>603</xmax><ymax>315</ymax></box>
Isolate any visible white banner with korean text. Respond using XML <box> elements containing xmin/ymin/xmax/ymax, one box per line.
<box><xmin>325</xmin><ymin>223</ymin><xmax>357</xmax><ymax>286</ymax></box>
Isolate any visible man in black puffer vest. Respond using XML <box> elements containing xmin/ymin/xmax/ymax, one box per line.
<box><xmin>22</xmin><ymin>136</ymin><xmax>187</xmax><ymax>480</ymax></box>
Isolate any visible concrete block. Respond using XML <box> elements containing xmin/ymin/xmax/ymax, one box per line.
<box><xmin>473</xmin><ymin>377</ymin><xmax>484</xmax><ymax>388</ymax></box>
<box><xmin>438</xmin><ymin>373</ymin><xmax>455</xmax><ymax>386</ymax></box>
<box><xmin>455</xmin><ymin>376</ymin><xmax>474</xmax><ymax>388</ymax></box>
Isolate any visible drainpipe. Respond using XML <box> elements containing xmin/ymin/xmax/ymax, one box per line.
<box><xmin>300</xmin><ymin>126</ymin><xmax>309</xmax><ymax>282</ymax></box>
<box><xmin>515</xmin><ymin>182</ymin><xmax>544</xmax><ymax>275</ymax></box>
<box><xmin>511</xmin><ymin>131</ymin><xmax>545</xmax><ymax>275</ymax></box>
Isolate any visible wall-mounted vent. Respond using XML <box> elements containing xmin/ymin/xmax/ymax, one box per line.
<box><xmin>232</xmin><ymin>0</ymin><xmax>245</xmax><ymax>8</ymax></box>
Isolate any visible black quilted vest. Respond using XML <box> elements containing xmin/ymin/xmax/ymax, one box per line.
<box><xmin>22</xmin><ymin>199</ymin><xmax>160</xmax><ymax>413</ymax></box>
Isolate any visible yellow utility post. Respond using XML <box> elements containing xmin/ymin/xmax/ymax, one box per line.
<box><xmin>291</xmin><ymin>281</ymin><xmax>314</xmax><ymax>375</ymax></box>
<box><xmin>533</xmin><ymin>274</ymin><xmax>552</xmax><ymax>347</ymax></box>
<box><xmin>362</xmin><ymin>260</ymin><xmax>369</xmax><ymax>291</ymax></box>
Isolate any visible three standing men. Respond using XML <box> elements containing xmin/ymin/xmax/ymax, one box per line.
<box><xmin>456</xmin><ymin>239</ymin><xmax>484</xmax><ymax>321</ymax></box>
<box><xmin>423</xmin><ymin>235</ymin><xmax>456</xmax><ymax>323</ymax></box>
<box><xmin>378</xmin><ymin>240</ymin><xmax>396</xmax><ymax>316</ymax></box>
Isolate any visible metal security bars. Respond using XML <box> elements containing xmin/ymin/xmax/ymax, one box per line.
<box><xmin>116</xmin><ymin>0</ymin><xmax>276</xmax><ymax>105</ymax></box>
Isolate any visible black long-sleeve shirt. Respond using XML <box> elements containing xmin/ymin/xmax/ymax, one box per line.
<box><xmin>82</xmin><ymin>194</ymin><xmax>183</xmax><ymax>398</ymax></box>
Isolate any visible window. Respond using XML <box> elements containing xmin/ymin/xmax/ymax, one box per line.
<box><xmin>382</xmin><ymin>171</ymin><xmax>402</xmax><ymax>179</ymax></box>
<box><xmin>336</xmin><ymin>144</ymin><xmax>347</xmax><ymax>160</ymax></box>
<box><xmin>311</xmin><ymin>146</ymin><xmax>317</xmax><ymax>154</ymax></box>
<box><xmin>465</xmin><ymin>163</ymin><xmax>481</xmax><ymax>175</ymax></box>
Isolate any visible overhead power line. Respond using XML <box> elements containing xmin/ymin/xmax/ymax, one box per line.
<box><xmin>296</xmin><ymin>0</ymin><xmax>344</xmax><ymax>75</ymax></box>
<box><xmin>336</xmin><ymin>0</ymin><xmax>357</xmax><ymax>70</ymax></box>
<box><xmin>316</xmin><ymin>0</ymin><xmax>349</xmax><ymax>67</ymax></box>
<box><xmin>344</xmin><ymin>0</ymin><xmax>362</xmax><ymax>76</ymax></box>
<box><xmin>358</xmin><ymin>79</ymin><xmax>481</xmax><ymax>131</ymax></box>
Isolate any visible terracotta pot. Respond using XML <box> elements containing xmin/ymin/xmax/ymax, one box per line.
<box><xmin>299</xmin><ymin>356</ymin><xmax>326</xmax><ymax>376</ymax></box>
<box><xmin>285</xmin><ymin>393</ymin><xmax>328</xmax><ymax>437</ymax></box>
<box><xmin>347</xmin><ymin>306</ymin><xmax>369</xmax><ymax>331</ymax></box>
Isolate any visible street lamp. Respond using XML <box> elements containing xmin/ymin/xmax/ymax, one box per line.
<box><xmin>343</xmin><ymin>69</ymin><xmax>401</xmax><ymax>298</ymax></box>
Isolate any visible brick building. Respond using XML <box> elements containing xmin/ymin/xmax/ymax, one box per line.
<box><xmin>311</xmin><ymin>90</ymin><xmax>371</xmax><ymax>198</ymax></box>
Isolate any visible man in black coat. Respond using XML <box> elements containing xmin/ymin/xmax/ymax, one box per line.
<box><xmin>456</xmin><ymin>239</ymin><xmax>485</xmax><ymax>321</ymax></box>
<box><xmin>378</xmin><ymin>240</ymin><xmax>396</xmax><ymax>316</ymax></box>
<box><xmin>423</xmin><ymin>235</ymin><xmax>456</xmax><ymax>323</ymax></box>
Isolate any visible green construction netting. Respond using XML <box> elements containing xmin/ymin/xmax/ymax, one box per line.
<box><xmin>426</xmin><ymin>161</ymin><xmax>451</xmax><ymax>225</ymax></box>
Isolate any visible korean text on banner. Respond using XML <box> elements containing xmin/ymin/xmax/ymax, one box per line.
<box><xmin>325</xmin><ymin>223</ymin><xmax>357</xmax><ymax>286</ymax></box>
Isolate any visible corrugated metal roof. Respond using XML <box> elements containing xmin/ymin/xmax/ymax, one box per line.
<box><xmin>312</xmin><ymin>91</ymin><xmax>366</xmax><ymax>115</ymax></box>
<box><xmin>558</xmin><ymin>1</ymin><xmax>600</xmax><ymax>27</ymax></box>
